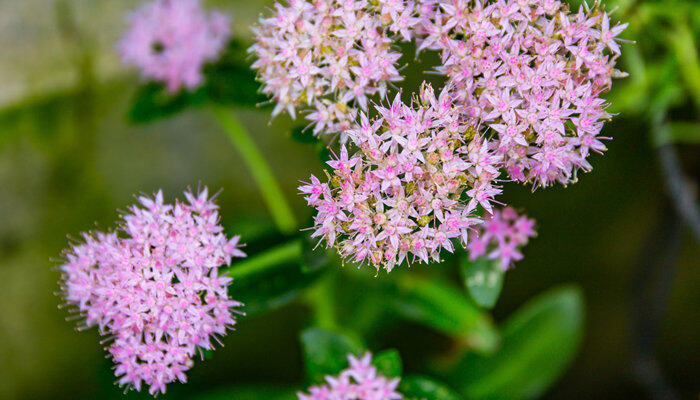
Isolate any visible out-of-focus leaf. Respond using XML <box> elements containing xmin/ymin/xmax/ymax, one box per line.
<box><xmin>653</xmin><ymin>121</ymin><xmax>700</xmax><ymax>146</ymax></box>
<box><xmin>203</xmin><ymin>40</ymin><xmax>266</xmax><ymax>108</ymax></box>
<box><xmin>197</xmin><ymin>385</ymin><xmax>297</xmax><ymax>400</ymax></box>
<box><xmin>460</xmin><ymin>256</ymin><xmax>504</xmax><ymax>309</ymax></box>
<box><xmin>224</xmin><ymin>239</ymin><xmax>324</xmax><ymax>315</ymax></box>
<box><xmin>385</xmin><ymin>275</ymin><xmax>500</xmax><ymax>354</ymax></box>
<box><xmin>399</xmin><ymin>376</ymin><xmax>463</xmax><ymax>400</ymax></box>
<box><xmin>128</xmin><ymin>82</ymin><xmax>206</xmax><ymax>123</ymax></box>
<box><xmin>127</xmin><ymin>39</ymin><xmax>264</xmax><ymax>124</ymax></box>
<box><xmin>449</xmin><ymin>285</ymin><xmax>584</xmax><ymax>400</ymax></box>
<box><xmin>300</xmin><ymin>327</ymin><xmax>365</xmax><ymax>384</ymax></box>
<box><xmin>372</xmin><ymin>349</ymin><xmax>403</xmax><ymax>378</ymax></box>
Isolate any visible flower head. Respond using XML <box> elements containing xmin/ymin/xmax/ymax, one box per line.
<box><xmin>300</xmin><ymin>83</ymin><xmax>502</xmax><ymax>272</ymax></box>
<box><xmin>251</xmin><ymin>0</ymin><xmax>419</xmax><ymax>141</ymax></box>
<box><xmin>417</xmin><ymin>0</ymin><xmax>627</xmax><ymax>187</ymax></box>
<box><xmin>119</xmin><ymin>0</ymin><xmax>231</xmax><ymax>92</ymax></box>
<box><xmin>59</xmin><ymin>188</ymin><xmax>245</xmax><ymax>395</ymax></box>
<box><xmin>467</xmin><ymin>206</ymin><xmax>536</xmax><ymax>269</ymax></box>
<box><xmin>298</xmin><ymin>352</ymin><xmax>402</xmax><ymax>400</ymax></box>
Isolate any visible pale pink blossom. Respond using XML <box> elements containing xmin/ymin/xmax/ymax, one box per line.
<box><xmin>251</xmin><ymin>0</ymin><xmax>419</xmax><ymax>141</ymax></box>
<box><xmin>416</xmin><ymin>0</ymin><xmax>627</xmax><ymax>188</ymax></box>
<box><xmin>119</xmin><ymin>0</ymin><xmax>231</xmax><ymax>92</ymax></box>
<box><xmin>300</xmin><ymin>84</ymin><xmax>502</xmax><ymax>272</ymax></box>
<box><xmin>467</xmin><ymin>206</ymin><xmax>536</xmax><ymax>269</ymax></box>
<box><xmin>59</xmin><ymin>188</ymin><xmax>245</xmax><ymax>395</ymax></box>
<box><xmin>298</xmin><ymin>353</ymin><xmax>403</xmax><ymax>400</ymax></box>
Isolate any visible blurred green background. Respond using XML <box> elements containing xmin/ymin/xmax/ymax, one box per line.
<box><xmin>0</xmin><ymin>0</ymin><xmax>698</xmax><ymax>399</ymax></box>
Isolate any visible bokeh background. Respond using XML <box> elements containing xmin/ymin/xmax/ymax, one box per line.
<box><xmin>0</xmin><ymin>0</ymin><xmax>698</xmax><ymax>399</ymax></box>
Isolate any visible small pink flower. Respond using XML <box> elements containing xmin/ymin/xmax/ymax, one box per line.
<box><xmin>300</xmin><ymin>84</ymin><xmax>501</xmax><ymax>272</ymax></box>
<box><xmin>298</xmin><ymin>352</ymin><xmax>403</xmax><ymax>400</ymax></box>
<box><xmin>467</xmin><ymin>206</ymin><xmax>536</xmax><ymax>270</ymax></box>
<box><xmin>251</xmin><ymin>0</ymin><xmax>419</xmax><ymax>141</ymax></box>
<box><xmin>417</xmin><ymin>0</ymin><xmax>627</xmax><ymax>188</ymax></box>
<box><xmin>59</xmin><ymin>188</ymin><xmax>245</xmax><ymax>395</ymax></box>
<box><xmin>119</xmin><ymin>0</ymin><xmax>231</xmax><ymax>92</ymax></box>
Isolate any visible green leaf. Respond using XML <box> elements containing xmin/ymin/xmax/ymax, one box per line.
<box><xmin>385</xmin><ymin>274</ymin><xmax>500</xmax><ymax>354</ymax></box>
<box><xmin>225</xmin><ymin>240</ymin><xmax>323</xmax><ymax>315</ymax></box>
<box><xmin>449</xmin><ymin>285</ymin><xmax>584</xmax><ymax>400</ymax></box>
<box><xmin>399</xmin><ymin>375</ymin><xmax>463</xmax><ymax>400</ymax></box>
<box><xmin>203</xmin><ymin>40</ymin><xmax>266</xmax><ymax>108</ymax></box>
<box><xmin>460</xmin><ymin>257</ymin><xmax>504</xmax><ymax>309</ymax></box>
<box><xmin>128</xmin><ymin>82</ymin><xmax>206</xmax><ymax>123</ymax></box>
<box><xmin>653</xmin><ymin>121</ymin><xmax>700</xmax><ymax>146</ymax></box>
<box><xmin>196</xmin><ymin>386</ymin><xmax>297</xmax><ymax>400</ymax></box>
<box><xmin>300</xmin><ymin>327</ymin><xmax>365</xmax><ymax>384</ymax></box>
<box><xmin>127</xmin><ymin>39</ymin><xmax>264</xmax><ymax>124</ymax></box>
<box><xmin>372</xmin><ymin>349</ymin><xmax>403</xmax><ymax>378</ymax></box>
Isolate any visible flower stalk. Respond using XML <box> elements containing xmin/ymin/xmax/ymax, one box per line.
<box><xmin>211</xmin><ymin>104</ymin><xmax>297</xmax><ymax>234</ymax></box>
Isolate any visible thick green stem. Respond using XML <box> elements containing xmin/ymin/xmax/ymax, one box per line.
<box><xmin>669</xmin><ymin>21</ymin><xmax>700</xmax><ymax>112</ymax></box>
<box><xmin>223</xmin><ymin>239</ymin><xmax>302</xmax><ymax>278</ymax></box>
<box><xmin>210</xmin><ymin>104</ymin><xmax>297</xmax><ymax>234</ymax></box>
<box><xmin>305</xmin><ymin>270</ymin><xmax>338</xmax><ymax>329</ymax></box>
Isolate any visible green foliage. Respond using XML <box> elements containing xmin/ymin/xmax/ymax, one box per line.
<box><xmin>400</xmin><ymin>376</ymin><xmax>464</xmax><ymax>400</ymax></box>
<box><xmin>372</xmin><ymin>349</ymin><xmax>403</xmax><ymax>378</ymax></box>
<box><xmin>385</xmin><ymin>274</ymin><xmax>500</xmax><ymax>354</ymax></box>
<box><xmin>196</xmin><ymin>386</ymin><xmax>297</xmax><ymax>400</ymax></box>
<box><xmin>225</xmin><ymin>240</ymin><xmax>323</xmax><ymax>316</ymax></box>
<box><xmin>128</xmin><ymin>39</ymin><xmax>264</xmax><ymax>124</ymax></box>
<box><xmin>449</xmin><ymin>286</ymin><xmax>584</xmax><ymax>400</ymax></box>
<box><xmin>203</xmin><ymin>40</ymin><xmax>265</xmax><ymax>107</ymax></box>
<box><xmin>128</xmin><ymin>82</ymin><xmax>207</xmax><ymax>123</ymax></box>
<box><xmin>460</xmin><ymin>257</ymin><xmax>504</xmax><ymax>309</ymax></box>
<box><xmin>300</xmin><ymin>327</ymin><xmax>365</xmax><ymax>384</ymax></box>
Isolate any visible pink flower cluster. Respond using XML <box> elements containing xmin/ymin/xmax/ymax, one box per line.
<box><xmin>417</xmin><ymin>0</ymin><xmax>627</xmax><ymax>187</ymax></box>
<box><xmin>59</xmin><ymin>189</ymin><xmax>245</xmax><ymax>395</ymax></box>
<box><xmin>251</xmin><ymin>0</ymin><xmax>419</xmax><ymax>141</ymax></box>
<box><xmin>467</xmin><ymin>206</ymin><xmax>536</xmax><ymax>269</ymax></box>
<box><xmin>300</xmin><ymin>84</ymin><xmax>503</xmax><ymax>272</ymax></box>
<box><xmin>118</xmin><ymin>0</ymin><xmax>231</xmax><ymax>92</ymax></box>
<box><xmin>298</xmin><ymin>353</ymin><xmax>402</xmax><ymax>400</ymax></box>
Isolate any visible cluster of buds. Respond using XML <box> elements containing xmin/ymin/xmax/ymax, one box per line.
<box><xmin>416</xmin><ymin>0</ymin><xmax>627</xmax><ymax>187</ymax></box>
<box><xmin>59</xmin><ymin>189</ymin><xmax>245</xmax><ymax>394</ymax></box>
<box><xmin>300</xmin><ymin>84</ymin><xmax>503</xmax><ymax>272</ymax></box>
<box><xmin>467</xmin><ymin>206</ymin><xmax>536</xmax><ymax>269</ymax></box>
<box><xmin>298</xmin><ymin>353</ymin><xmax>402</xmax><ymax>400</ymax></box>
<box><xmin>118</xmin><ymin>0</ymin><xmax>231</xmax><ymax>92</ymax></box>
<box><xmin>250</xmin><ymin>0</ymin><xmax>420</xmax><ymax>141</ymax></box>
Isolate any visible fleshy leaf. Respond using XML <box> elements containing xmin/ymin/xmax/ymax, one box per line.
<box><xmin>372</xmin><ymin>349</ymin><xmax>403</xmax><ymax>378</ymax></box>
<box><xmin>225</xmin><ymin>239</ymin><xmax>323</xmax><ymax>315</ymax></box>
<box><xmin>203</xmin><ymin>40</ymin><xmax>266</xmax><ymax>108</ymax></box>
<box><xmin>460</xmin><ymin>256</ymin><xmax>504</xmax><ymax>309</ymax></box>
<box><xmin>128</xmin><ymin>39</ymin><xmax>264</xmax><ymax>124</ymax></box>
<box><xmin>128</xmin><ymin>82</ymin><xmax>206</xmax><ymax>123</ymax></box>
<box><xmin>449</xmin><ymin>285</ymin><xmax>584</xmax><ymax>400</ymax></box>
<box><xmin>196</xmin><ymin>386</ymin><xmax>297</xmax><ymax>400</ymax></box>
<box><xmin>385</xmin><ymin>274</ymin><xmax>500</xmax><ymax>354</ymax></box>
<box><xmin>300</xmin><ymin>327</ymin><xmax>365</xmax><ymax>384</ymax></box>
<box><xmin>399</xmin><ymin>375</ymin><xmax>464</xmax><ymax>400</ymax></box>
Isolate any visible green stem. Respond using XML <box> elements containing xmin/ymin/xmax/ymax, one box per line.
<box><xmin>223</xmin><ymin>239</ymin><xmax>302</xmax><ymax>278</ymax></box>
<box><xmin>669</xmin><ymin>21</ymin><xmax>700</xmax><ymax>112</ymax></box>
<box><xmin>305</xmin><ymin>270</ymin><xmax>338</xmax><ymax>329</ymax></box>
<box><xmin>210</xmin><ymin>104</ymin><xmax>297</xmax><ymax>234</ymax></box>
